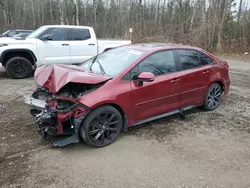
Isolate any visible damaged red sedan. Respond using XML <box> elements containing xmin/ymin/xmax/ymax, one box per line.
<box><xmin>24</xmin><ymin>44</ymin><xmax>230</xmax><ymax>147</ymax></box>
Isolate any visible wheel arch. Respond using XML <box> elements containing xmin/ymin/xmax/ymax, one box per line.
<box><xmin>211</xmin><ymin>80</ymin><xmax>225</xmax><ymax>92</ymax></box>
<box><xmin>1</xmin><ymin>49</ymin><xmax>37</xmax><ymax>67</ymax></box>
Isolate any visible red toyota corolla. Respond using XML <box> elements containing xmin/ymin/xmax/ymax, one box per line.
<box><xmin>24</xmin><ymin>44</ymin><xmax>230</xmax><ymax>147</ymax></box>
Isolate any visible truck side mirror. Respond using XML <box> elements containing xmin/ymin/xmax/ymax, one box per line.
<box><xmin>41</xmin><ymin>34</ymin><xmax>53</xmax><ymax>41</ymax></box>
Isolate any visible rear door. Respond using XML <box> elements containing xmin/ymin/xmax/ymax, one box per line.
<box><xmin>130</xmin><ymin>50</ymin><xmax>181</xmax><ymax>123</ymax></box>
<box><xmin>175</xmin><ymin>49</ymin><xmax>214</xmax><ymax>107</ymax></box>
<box><xmin>69</xmin><ymin>28</ymin><xmax>98</xmax><ymax>64</ymax></box>
<box><xmin>37</xmin><ymin>27</ymin><xmax>71</xmax><ymax>65</ymax></box>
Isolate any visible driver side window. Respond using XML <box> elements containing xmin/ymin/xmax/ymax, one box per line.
<box><xmin>40</xmin><ymin>28</ymin><xmax>70</xmax><ymax>41</ymax></box>
<box><xmin>138</xmin><ymin>50</ymin><xmax>176</xmax><ymax>76</ymax></box>
<box><xmin>123</xmin><ymin>50</ymin><xmax>176</xmax><ymax>80</ymax></box>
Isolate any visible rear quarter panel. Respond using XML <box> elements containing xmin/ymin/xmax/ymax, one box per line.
<box><xmin>210</xmin><ymin>60</ymin><xmax>230</xmax><ymax>95</ymax></box>
<box><xmin>202</xmin><ymin>60</ymin><xmax>230</xmax><ymax>99</ymax></box>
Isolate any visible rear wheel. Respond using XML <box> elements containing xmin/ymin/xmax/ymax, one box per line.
<box><xmin>203</xmin><ymin>83</ymin><xmax>222</xmax><ymax>111</ymax></box>
<box><xmin>5</xmin><ymin>57</ymin><xmax>33</xmax><ymax>79</ymax></box>
<box><xmin>80</xmin><ymin>105</ymin><xmax>123</xmax><ymax>147</ymax></box>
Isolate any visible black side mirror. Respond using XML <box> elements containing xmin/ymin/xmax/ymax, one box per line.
<box><xmin>41</xmin><ymin>34</ymin><xmax>53</xmax><ymax>41</ymax></box>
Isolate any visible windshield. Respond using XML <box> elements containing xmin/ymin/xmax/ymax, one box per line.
<box><xmin>80</xmin><ymin>47</ymin><xmax>145</xmax><ymax>77</ymax></box>
<box><xmin>27</xmin><ymin>26</ymin><xmax>48</xmax><ymax>38</ymax></box>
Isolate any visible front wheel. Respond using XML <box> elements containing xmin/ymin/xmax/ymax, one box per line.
<box><xmin>80</xmin><ymin>105</ymin><xmax>123</xmax><ymax>147</ymax></box>
<box><xmin>5</xmin><ymin>57</ymin><xmax>33</xmax><ymax>79</ymax></box>
<box><xmin>202</xmin><ymin>83</ymin><xmax>222</xmax><ymax>111</ymax></box>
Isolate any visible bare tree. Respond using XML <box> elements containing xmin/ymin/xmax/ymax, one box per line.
<box><xmin>0</xmin><ymin>0</ymin><xmax>249</xmax><ymax>53</ymax></box>
<box><xmin>74</xmin><ymin>0</ymin><xmax>80</xmax><ymax>25</ymax></box>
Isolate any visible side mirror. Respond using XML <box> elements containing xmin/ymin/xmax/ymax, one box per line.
<box><xmin>137</xmin><ymin>72</ymin><xmax>155</xmax><ymax>82</ymax></box>
<box><xmin>41</xmin><ymin>34</ymin><xmax>52</xmax><ymax>41</ymax></box>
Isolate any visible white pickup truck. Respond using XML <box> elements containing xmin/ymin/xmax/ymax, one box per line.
<box><xmin>0</xmin><ymin>25</ymin><xmax>131</xmax><ymax>78</ymax></box>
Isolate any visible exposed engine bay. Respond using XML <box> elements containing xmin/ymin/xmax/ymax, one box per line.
<box><xmin>25</xmin><ymin>82</ymin><xmax>104</xmax><ymax>146</ymax></box>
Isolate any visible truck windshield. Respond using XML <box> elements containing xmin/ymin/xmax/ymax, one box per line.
<box><xmin>27</xmin><ymin>26</ymin><xmax>48</xmax><ymax>38</ymax></box>
<box><xmin>80</xmin><ymin>47</ymin><xmax>145</xmax><ymax>77</ymax></box>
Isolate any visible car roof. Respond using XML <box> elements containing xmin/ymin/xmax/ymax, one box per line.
<box><xmin>125</xmin><ymin>43</ymin><xmax>206</xmax><ymax>53</ymax></box>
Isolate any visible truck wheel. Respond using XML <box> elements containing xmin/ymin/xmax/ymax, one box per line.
<box><xmin>6</xmin><ymin>57</ymin><xmax>33</xmax><ymax>79</ymax></box>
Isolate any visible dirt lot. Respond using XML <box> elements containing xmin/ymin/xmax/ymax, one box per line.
<box><xmin>0</xmin><ymin>58</ymin><xmax>250</xmax><ymax>188</ymax></box>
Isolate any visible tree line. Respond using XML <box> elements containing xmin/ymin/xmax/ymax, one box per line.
<box><xmin>0</xmin><ymin>0</ymin><xmax>249</xmax><ymax>53</ymax></box>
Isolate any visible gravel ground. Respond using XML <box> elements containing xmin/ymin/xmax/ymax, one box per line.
<box><xmin>0</xmin><ymin>58</ymin><xmax>250</xmax><ymax>188</ymax></box>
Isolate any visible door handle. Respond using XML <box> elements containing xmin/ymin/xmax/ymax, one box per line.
<box><xmin>202</xmin><ymin>70</ymin><xmax>209</xmax><ymax>75</ymax></box>
<box><xmin>170</xmin><ymin>78</ymin><xmax>180</xmax><ymax>84</ymax></box>
<box><xmin>62</xmin><ymin>43</ymin><xmax>69</xmax><ymax>46</ymax></box>
<box><xmin>89</xmin><ymin>43</ymin><xmax>95</xmax><ymax>46</ymax></box>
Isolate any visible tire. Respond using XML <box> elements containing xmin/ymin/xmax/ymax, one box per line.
<box><xmin>5</xmin><ymin>57</ymin><xmax>33</xmax><ymax>79</ymax></box>
<box><xmin>202</xmin><ymin>83</ymin><xmax>222</xmax><ymax>111</ymax></box>
<box><xmin>80</xmin><ymin>105</ymin><xmax>123</xmax><ymax>147</ymax></box>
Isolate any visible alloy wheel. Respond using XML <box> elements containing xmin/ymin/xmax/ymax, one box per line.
<box><xmin>88</xmin><ymin>111</ymin><xmax>120</xmax><ymax>146</ymax></box>
<box><xmin>207</xmin><ymin>84</ymin><xmax>222</xmax><ymax>109</ymax></box>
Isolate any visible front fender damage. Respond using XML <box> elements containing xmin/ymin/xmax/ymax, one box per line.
<box><xmin>26</xmin><ymin>82</ymin><xmax>106</xmax><ymax>147</ymax></box>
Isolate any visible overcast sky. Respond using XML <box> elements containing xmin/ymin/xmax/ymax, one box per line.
<box><xmin>234</xmin><ymin>0</ymin><xmax>249</xmax><ymax>10</ymax></box>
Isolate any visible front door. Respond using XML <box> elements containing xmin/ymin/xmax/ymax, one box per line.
<box><xmin>131</xmin><ymin>50</ymin><xmax>181</xmax><ymax>123</ymax></box>
<box><xmin>37</xmin><ymin>28</ymin><xmax>71</xmax><ymax>65</ymax></box>
<box><xmin>175</xmin><ymin>49</ymin><xmax>214</xmax><ymax>107</ymax></box>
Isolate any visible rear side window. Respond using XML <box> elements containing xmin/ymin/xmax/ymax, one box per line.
<box><xmin>177</xmin><ymin>50</ymin><xmax>214</xmax><ymax>71</ymax></box>
<box><xmin>200</xmin><ymin>52</ymin><xmax>213</xmax><ymax>65</ymax></box>
<box><xmin>138</xmin><ymin>50</ymin><xmax>176</xmax><ymax>76</ymax></box>
<box><xmin>178</xmin><ymin>50</ymin><xmax>200</xmax><ymax>70</ymax></box>
<box><xmin>71</xmin><ymin>28</ymin><xmax>91</xmax><ymax>41</ymax></box>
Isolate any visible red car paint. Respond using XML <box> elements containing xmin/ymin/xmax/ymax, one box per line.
<box><xmin>35</xmin><ymin>64</ymin><xmax>111</xmax><ymax>93</ymax></box>
<box><xmin>35</xmin><ymin>44</ymin><xmax>230</xmax><ymax>129</ymax></box>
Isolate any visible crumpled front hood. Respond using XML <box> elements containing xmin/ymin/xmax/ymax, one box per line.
<box><xmin>34</xmin><ymin>64</ymin><xmax>112</xmax><ymax>93</ymax></box>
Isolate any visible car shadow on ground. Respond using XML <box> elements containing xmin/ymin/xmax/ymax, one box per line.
<box><xmin>57</xmin><ymin>107</ymin><xmax>205</xmax><ymax>151</ymax></box>
<box><xmin>127</xmin><ymin>107</ymin><xmax>203</xmax><ymax>130</ymax></box>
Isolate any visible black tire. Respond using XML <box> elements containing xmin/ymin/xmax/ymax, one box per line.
<box><xmin>202</xmin><ymin>83</ymin><xmax>222</xmax><ymax>111</ymax></box>
<box><xmin>80</xmin><ymin>105</ymin><xmax>123</xmax><ymax>147</ymax></box>
<box><xmin>5</xmin><ymin>57</ymin><xmax>33</xmax><ymax>79</ymax></box>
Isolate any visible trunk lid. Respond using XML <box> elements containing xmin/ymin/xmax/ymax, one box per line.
<box><xmin>35</xmin><ymin>64</ymin><xmax>112</xmax><ymax>93</ymax></box>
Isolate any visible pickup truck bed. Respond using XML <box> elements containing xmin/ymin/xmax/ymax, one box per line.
<box><xmin>97</xmin><ymin>39</ymin><xmax>131</xmax><ymax>53</ymax></box>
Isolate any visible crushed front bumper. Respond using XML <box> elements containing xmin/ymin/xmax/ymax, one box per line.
<box><xmin>24</xmin><ymin>95</ymin><xmax>89</xmax><ymax>146</ymax></box>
